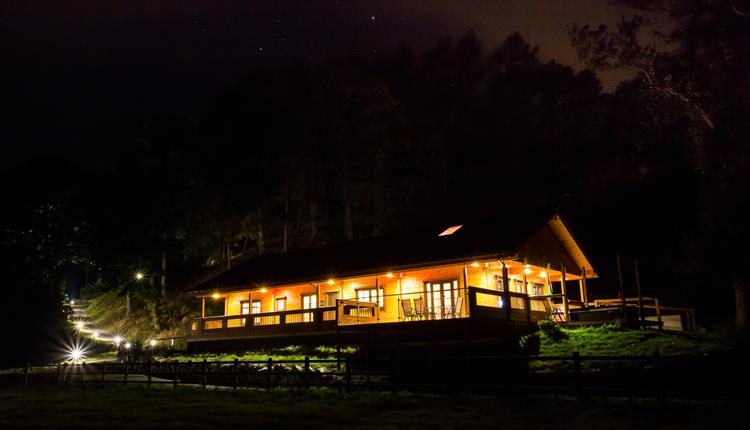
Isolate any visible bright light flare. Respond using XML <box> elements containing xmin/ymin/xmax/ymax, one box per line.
<box><xmin>124</xmin><ymin>342</ymin><xmax>132</xmax><ymax>349</ymax></box>
<box><xmin>149</xmin><ymin>339</ymin><xmax>157</xmax><ymax>347</ymax></box>
<box><xmin>113</xmin><ymin>336</ymin><xmax>123</xmax><ymax>345</ymax></box>
<box><xmin>134</xmin><ymin>271</ymin><xmax>145</xmax><ymax>281</ymax></box>
<box><xmin>92</xmin><ymin>331</ymin><xmax>99</xmax><ymax>339</ymax></box>
<box><xmin>259</xmin><ymin>287</ymin><xmax>268</xmax><ymax>293</ymax></box>
<box><xmin>470</xmin><ymin>262</ymin><xmax>480</xmax><ymax>268</ymax></box>
<box><xmin>539</xmin><ymin>271</ymin><xmax>548</xmax><ymax>278</ymax></box>
<box><xmin>327</xmin><ymin>279</ymin><xmax>335</xmax><ymax>285</ymax></box>
<box><xmin>211</xmin><ymin>293</ymin><xmax>220</xmax><ymax>299</ymax></box>
<box><xmin>69</xmin><ymin>348</ymin><xmax>84</xmax><ymax>361</ymax></box>
<box><xmin>75</xmin><ymin>321</ymin><xmax>85</xmax><ymax>330</ymax></box>
<box><xmin>524</xmin><ymin>268</ymin><xmax>533</xmax><ymax>275</ymax></box>
<box><xmin>385</xmin><ymin>273</ymin><xmax>394</xmax><ymax>278</ymax></box>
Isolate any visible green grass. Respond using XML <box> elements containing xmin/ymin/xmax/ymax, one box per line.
<box><xmin>524</xmin><ymin>324</ymin><xmax>733</xmax><ymax>372</ymax></box>
<box><xmin>536</xmin><ymin>325</ymin><xmax>732</xmax><ymax>357</ymax></box>
<box><xmin>0</xmin><ymin>386</ymin><xmax>742</xmax><ymax>430</ymax></box>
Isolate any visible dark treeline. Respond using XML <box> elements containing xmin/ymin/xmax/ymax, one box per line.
<box><xmin>3</xmin><ymin>0</ymin><xmax>749</xmax><ymax>366</ymax></box>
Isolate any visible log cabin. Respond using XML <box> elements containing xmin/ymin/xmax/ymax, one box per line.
<box><xmin>186</xmin><ymin>213</ymin><xmax>604</xmax><ymax>351</ymax></box>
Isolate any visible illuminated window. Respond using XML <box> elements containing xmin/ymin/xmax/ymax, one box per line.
<box><xmin>325</xmin><ymin>291</ymin><xmax>339</xmax><ymax>307</ymax></box>
<box><xmin>438</xmin><ymin>225</ymin><xmax>463</xmax><ymax>236</ymax></box>
<box><xmin>252</xmin><ymin>300</ymin><xmax>262</xmax><ymax>314</ymax></box>
<box><xmin>275</xmin><ymin>297</ymin><xmax>286</xmax><ymax>311</ymax></box>
<box><xmin>241</xmin><ymin>301</ymin><xmax>250</xmax><ymax>315</ymax></box>
<box><xmin>302</xmin><ymin>294</ymin><xmax>317</xmax><ymax>322</ymax></box>
<box><xmin>356</xmin><ymin>287</ymin><xmax>385</xmax><ymax>309</ymax></box>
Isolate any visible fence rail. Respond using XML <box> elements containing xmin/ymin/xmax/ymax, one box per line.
<box><xmin>5</xmin><ymin>353</ymin><xmax>747</xmax><ymax>398</ymax></box>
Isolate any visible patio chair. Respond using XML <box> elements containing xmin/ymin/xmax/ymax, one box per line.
<box><xmin>448</xmin><ymin>296</ymin><xmax>463</xmax><ymax>318</ymax></box>
<box><xmin>542</xmin><ymin>298</ymin><xmax>565</xmax><ymax>322</ymax></box>
<box><xmin>413</xmin><ymin>297</ymin><xmax>428</xmax><ymax>320</ymax></box>
<box><xmin>400</xmin><ymin>298</ymin><xmax>418</xmax><ymax>321</ymax></box>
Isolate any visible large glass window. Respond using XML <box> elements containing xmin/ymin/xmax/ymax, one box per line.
<box><xmin>275</xmin><ymin>297</ymin><xmax>286</xmax><ymax>311</ymax></box>
<box><xmin>251</xmin><ymin>300</ymin><xmax>262</xmax><ymax>314</ymax></box>
<box><xmin>424</xmin><ymin>280</ymin><xmax>459</xmax><ymax>319</ymax></box>
<box><xmin>356</xmin><ymin>287</ymin><xmax>384</xmax><ymax>308</ymax></box>
<box><xmin>241</xmin><ymin>301</ymin><xmax>250</xmax><ymax>315</ymax></box>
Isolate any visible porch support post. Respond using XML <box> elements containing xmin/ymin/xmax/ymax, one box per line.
<box><xmin>634</xmin><ymin>259</ymin><xmax>644</xmax><ymax>330</ymax></box>
<box><xmin>201</xmin><ymin>297</ymin><xmax>206</xmax><ymax>318</ymax></box>
<box><xmin>397</xmin><ymin>277</ymin><xmax>403</xmax><ymax>320</ymax></box>
<box><xmin>462</xmin><ymin>265</ymin><xmax>469</xmax><ymax>317</ymax></box>
<box><xmin>561</xmin><ymin>263</ymin><xmax>569</xmax><ymax>321</ymax></box>
<box><xmin>616</xmin><ymin>253</ymin><xmax>626</xmax><ymax>316</ymax></box>
<box><xmin>501</xmin><ymin>261</ymin><xmax>511</xmax><ymax>320</ymax></box>
<box><xmin>581</xmin><ymin>266</ymin><xmax>588</xmax><ymax>307</ymax></box>
<box><xmin>545</xmin><ymin>263</ymin><xmax>552</xmax><ymax>295</ymax></box>
<box><xmin>522</xmin><ymin>258</ymin><xmax>529</xmax><ymax>295</ymax></box>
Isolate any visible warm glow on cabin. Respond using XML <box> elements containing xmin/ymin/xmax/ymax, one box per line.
<box><xmin>327</xmin><ymin>279</ymin><xmax>335</xmax><ymax>285</ymax></box>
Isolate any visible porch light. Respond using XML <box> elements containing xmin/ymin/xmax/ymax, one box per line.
<box><xmin>113</xmin><ymin>336</ymin><xmax>122</xmax><ymax>345</ymax></box>
<box><xmin>149</xmin><ymin>339</ymin><xmax>157</xmax><ymax>347</ymax></box>
<box><xmin>75</xmin><ymin>321</ymin><xmax>85</xmax><ymax>330</ymax></box>
<box><xmin>212</xmin><ymin>293</ymin><xmax>220</xmax><ymax>299</ymax></box>
<box><xmin>70</xmin><ymin>300</ymin><xmax>75</xmax><ymax>305</ymax></box>
<box><xmin>540</xmin><ymin>271</ymin><xmax>548</xmax><ymax>278</ymax></box>
<box><xmin>124</xmin><ymin>342</ymin><xmax>132</xmax><ymax>349</ymax></box>
<box><xmin>134</xmin><ymin>272</ymin><xmax>144</xmax><ymax>281</ymax></box>
<box><xmin>470</xmin><ymin>262</ymin><xmax>480</xmax><ymax>268</ymax></box>
<box><xmin>524</xmin><ymin>268</ymin><xmax>533</xmax><ymax>275</ymax></box>
<box><xmin>327</xmin><ymin>279</ymin><xmax>335</xmax><ymax>285</ymax></box>
<box><xmin>259</xmin><ymin>288</ymin><xmax>268</xmax><ymax>293</ymax></box>
<box><xmin>385</xmin><ymin>273</ymin><xmax>394</xmax><ymax>278</ymax></box>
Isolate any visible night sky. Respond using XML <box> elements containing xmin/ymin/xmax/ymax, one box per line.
<box><xmin>2</xmin><ymin>1</ymin><xmax>633</xmax><ymax>165</ymax></box>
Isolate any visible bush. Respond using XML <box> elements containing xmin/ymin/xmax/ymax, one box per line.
<box><xmin>538</xmin><ymin>320</ymin><xmax>567</xmax><ymax>342</ymax></box>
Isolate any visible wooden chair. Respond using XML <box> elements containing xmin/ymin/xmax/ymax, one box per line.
<box><xmin>413</xmin><ymin>297</ymin><xmax>427</xmax><ymax>320</ymax></box>
<box><xmin>448</xmin><ymin>296</ymin><xmax>463</xmax><ymax>318</ymax></box>
<box><xmin>400</xmin><ymin>299</ymin><xmax>417</xmax><ymax>321</ymax></box>
<box><xmin>542</xmin><ymin>298</ymin><xmax>565</xmax><ymax>322</ymax></box>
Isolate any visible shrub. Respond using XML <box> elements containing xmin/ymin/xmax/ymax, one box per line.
<box><xmin>538</xmin><ymin>320</ymin><xmax>567</xmax><ymax>342</ymax></box>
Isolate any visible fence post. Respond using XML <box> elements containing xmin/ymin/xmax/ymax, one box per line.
<box><xmin>56</xmin><ymin>363</ymin><xmax>62</xmax><ymax>387</ymax></box>
<box><xmin>147</xmin><ymin>359</ymin><xmax>152</xmax><ymax>388</ymax></box>
<box><xmin>267</xmin><ymin>358</ymin><xmax>273</xmax><ymax>389</ymax></box>
<box><xmin>303</xmin><ymin>357</ymin><xmax>310</xmax><ymax>390</ymax></box>
<box><xmin>173</xmin><ymin>360</ymin><xmax>179</xmax><ymax>389</ymax></box>
<box><xmin>573</xmin><ymin>351</ymin><xmax>582</xmax><ymax>397</ymax></box>
<box><xmin>201</xmin><ymin>358</ymin><xmax>207</xmax><ymax>389</ymax></box>
<box><xmin>345</xmin><ymin>357</ymin><xmax>352</xmax><ymax>393</ymax></box>
<box><xmin>24</xmin><ymin>363</ymin><xmax>29</xmax><ymax>388</ymax></box>
<box><xmin>653</xmin><ymin>351</ymin><xmax>663</xmax><ymax>402</ymax></box>
<box><xmin>233</xmin><ymin>358</ymin><xmax>239</xmax><ymax>390</ymax></box>
<box><xmin>123</xmin><ymin>362</ymin><xmax>129</xmax><ymax>386</ymax></box>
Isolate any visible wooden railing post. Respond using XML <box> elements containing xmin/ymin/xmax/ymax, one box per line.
<box><xmin>655</xmin><ymin>299</ymin><xmax>663</xmax><ymax>332</ymax></box>
<box><xmin>652</xmin><ymin>351</ymin><xmax>663</xmax><ymax>402</ymax></box>
<box><xmin>303</xmin><ymin>356</ymin><xmax>310</xmax><ymax>389</ymax></box>
<box><xmin>345</xmin><ymin>357</ymin><xmax>352</xmax><ymax>393</ymax></box>
<box><xmin>233</xmin><ymin>358</ymin><xmax>239</xmax><ymax>390</ymax></box>
<box><xmin>572</xmin><ymin>352</ymin><xmax>581</xmax><ymax>398</ymax></box>
<box><xmin>267</xmin><ymin>358</ymin><xmax>273</xmax><ymax>389</ymax></box>
<box><xmin>173</xmin><ymin>360</ymin><xmax>179</xmax><ymax>389</ymax></box>
<box><xmin>502</xmin><ymin>265</ymin><xmax>512</xmax><ymax>320</ymax></box>
<box><xmin>525</xmin><ymin>295</ymin><xmax>532</xmax><ymax>323</ymax></box>
<box><xmin>201</xmin><ymin>358</ymin><xmax>207</xmax><ymax>389</ymax></box>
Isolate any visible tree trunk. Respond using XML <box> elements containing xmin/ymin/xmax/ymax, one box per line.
<box><xmin>735</xmin><ymin>277</ymin><xmax>748</xmax><ymax>332</ymax></box>
<box><xmin>126</xmin><ymin>288</ymin><xmax>131</xmax><ymax>318</ymax></box>
<box><xmin>342</xmin><ymin>156</ymin><xmax>353</xmax><ymax>241</ymax></box>
<box><xmin>160</xmin><ymin>253</ymin><xmax>167</xmax><ymax>298</ymax></box>
<box><xmin>256</xmin><ymin>208</ymin><xmax>265</xmax><ymax>255</ymax></box>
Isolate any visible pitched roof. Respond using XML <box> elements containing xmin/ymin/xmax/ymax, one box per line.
<box><xmin>187</xmin><ymin>211</ymin><xmax>589</xmax><ymax>293</ymax></box>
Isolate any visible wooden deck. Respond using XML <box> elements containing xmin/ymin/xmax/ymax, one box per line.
<box><xmin>187</xmin><ymin>286</ymin><xmax>549</xmax><ymax>349</ymax></box>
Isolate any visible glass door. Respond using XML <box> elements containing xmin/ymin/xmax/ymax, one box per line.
<box><xmin>425</xmin><ymin>280</ymin><xmax>458</xmax><ymax>319</ymax></box>
<box><xmin>302</xmin><ymin>294</ymin><xmax>317</xmax><ymax>322</ymax></box>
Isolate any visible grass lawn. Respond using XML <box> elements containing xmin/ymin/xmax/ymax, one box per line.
<box><xmin>0</xmin><ymin>386</ymin><xmax>742</xmax><ymax>430</ymax></box>
<box><xmin>535</xmin><ymin>325</ymin><xmax>732</xmax><ymax>357</ymax></box>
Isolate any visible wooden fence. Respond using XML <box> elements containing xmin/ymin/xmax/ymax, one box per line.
<box><xmin>6</xmin><ymin>353</ymin><xmax>747</xmax><ymax>398</ymax></box>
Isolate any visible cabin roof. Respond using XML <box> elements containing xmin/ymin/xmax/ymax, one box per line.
<box><xmin>187</xmin><ymin>211</ymin><xmax>596</xmax><ymax>294</ymax></box>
